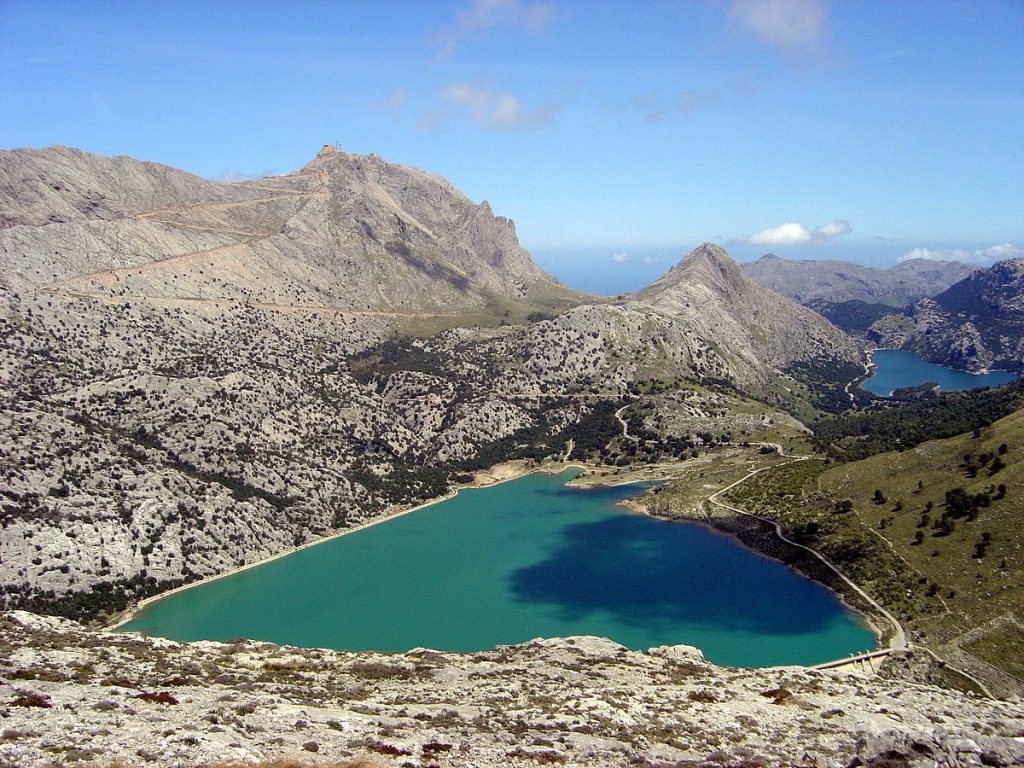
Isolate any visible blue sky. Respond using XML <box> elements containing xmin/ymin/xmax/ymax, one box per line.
<box><xmin>1</xmin><ymin>0</ymin><xmax>1022</xmax><ymax>294</ymax></box>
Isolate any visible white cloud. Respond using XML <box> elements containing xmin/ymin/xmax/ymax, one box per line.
<box><xmin>439</xmin><ymin>83</ymin><xmax>558</xmax><ymax>130</ymax></box>
<box><xmin>435</xmin><ymin>0</ymin><xmax>557</xmax><ymax>60</ymax></box>
<box><xmin>899</xmin><ymin>243</ymin><xmax>1024</xmax><ymax>265</ymax></box>
<box><xmin>748</xmin><ymin>222</ymin><xmax>814</xmax><ymax>246</ymax></box>
<box><xmin>625</xmin><ymin>75</ymin><xmax>758</xmax><ymax>124</ymax></box>
<box><xmin>369</xmin><ymin>87</ymin><xmax>411</xmax><ymax>119</ymax></box>
<box><xmin>743</xmin><ymin>219</ymin><xmax>851</xmax><ymax>247</ymax></box>
<box><xmin>416</xmin><ymin>108</ymin><xmax>450</xmax><ymax>133</ymax></box>
<box><xmin>813</xmin><ymin>219</ymin><xmax>851</xmax><ymax>238</ymax></box>
<box><xmin>610</xmin><ymin>253</ymin><xmax>656</xmax><ymax>265</ymax></box>
<box><xmin>729</xmin><ymin>0</ymin><xmax>830</xmax><ymax>57</ymax></box>
<box><xmin>383</xmin><ymin>87</ymin><xmax>409</xmax><ymax>118</ymax></box>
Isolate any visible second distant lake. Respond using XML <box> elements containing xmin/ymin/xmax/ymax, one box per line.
<box><xmin>862</xmin><ymin>349</ymin><xmax>1019</xmax><ymax>397</ymax></box>
<box><xmin>120</xmin><ymin>469</ymin><xmax>875</xmax><ymax>668</ymax></box>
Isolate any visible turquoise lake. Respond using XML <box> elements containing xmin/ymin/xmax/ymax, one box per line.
<box><xmin>863</xmin><ymin>349</ymin><xmax>1019</xmax><ymax>397</ymax></box>
<box><xmin>121</xmin><ymin>469</ymin><xmax>875</xmax><ymax>667</ymax></box>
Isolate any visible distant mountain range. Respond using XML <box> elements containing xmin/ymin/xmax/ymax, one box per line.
<box><xmin>743</xmin><ymin>253</ymin><xmax>976</xmax><ymax>306</ymax></box>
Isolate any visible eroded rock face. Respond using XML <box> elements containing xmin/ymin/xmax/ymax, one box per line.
<box><xmin>0</xmin><ymin>612</ymin><xmax>1021</xmax><ymax>767</ymax></box>
<box><xmin>632</xmin><ymin>244</ymin><xmax>864</xmax><ymax>394</ymax></box>
<box><xmin>1</xmin><ymin>144</ymin><xmax>565</xmax><ymax>313</ymax></box>
<box><xmin>869</xmin><ymin>259</ymin><xmax>1024</xmax><ymax>372</ymax></box>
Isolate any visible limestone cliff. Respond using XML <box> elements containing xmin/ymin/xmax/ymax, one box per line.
<box><xmin>1</xmin><ymin>144</ymin><xmax>569</xmax><ymax>313</ymax></box>
<box><xmin>869</xmin><ymin>258</ymin><xmax>1024</xmax><ymax>372</ymax></box>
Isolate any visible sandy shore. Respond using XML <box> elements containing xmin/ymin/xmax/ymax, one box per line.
<box><xmin>109</xmin><ymin>459</ymin><xmax>590</xmax><ymax>630</ymax></box>
<box><xmin>109</xmin><ymin>454</ymin><xmax>884</xmax><ymax>671</ymax></box>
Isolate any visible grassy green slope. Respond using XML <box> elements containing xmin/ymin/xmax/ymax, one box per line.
<box><xmin>817</xmin><ymin>407</ymin><xmax>1024</xmax><ymax>676</ymax></box>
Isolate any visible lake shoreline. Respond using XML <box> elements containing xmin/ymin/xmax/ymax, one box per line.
<box><xmin>862</xmin><ymin>348</ymin><xmax>1020</xmax><ymax>397</ymax></box>
<box><xmin>108</xmin><ymin>459</ymin><xmax>581</xmax><ymax>630</ymax></box>
<box><xmin>692</xmin><ymin>511</ymin><xmax>888</xmax><ymax>650</ymax></box>
<box><xmin>619</xmin><ymin>488</ymin><xmax>888</xmax><ymax>653</ymax></box>
<box><xmin>112</xmin><ymin>456</ymin><xmax>881</xmax><ymax>669</ymax></box>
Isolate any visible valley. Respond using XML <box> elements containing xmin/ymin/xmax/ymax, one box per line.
<box><xmin>2</xmin><ymin>145</ymin><xmax>1023</xmax><ymax>767</ymax></box>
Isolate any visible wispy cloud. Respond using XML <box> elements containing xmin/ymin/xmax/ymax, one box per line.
<box><xmin>812</xmin><ymin>219</ymin><xmax>851</xmax><ymax>239</ymax></box>
<box><xmin>740</xmin><ymin>219</ymin><xmax>851</xmax><ymax>246</ymax></box>
<box><xmin>370</xmin><ymin>87</ymin><xmax>411</xmax><ymax>119</ymax></box>
<box><xmin>610</xmin><ymin>252</ymin><xmax>656</xmax><ymax>265</ymax></box>
<box><xmin>729</xmin><ymin>0</ymin><xmax>830</xmax><ymax>60</ymax></box>
<box><xmin>438</xmin><ymin>83</ymin><xmax>560</xmax><ymax>130</ymax></box>
<box><xmin>434</xmin><ymin>0</ymin><xmax>558</xmax><ymax>61</ymax></box>
<box><xmin>899</xmin><ymin>243</ymin><xmax>1023</xmax><ymax>265</ymax></box>
<box><xmin>623</xmin><ymin>75</ymin><xmax>758</xmax><ymax>123</ymax></box>
<box><xmin>417</xmin><ymin>108</ymin><xmax>451</xmax><ymax>134</ymax></box>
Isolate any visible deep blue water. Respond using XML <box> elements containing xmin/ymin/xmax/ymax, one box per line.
<box><xmin>121</xmin><ymin>470</ymin><xmax>875</xmax><ymax>667</ymax></box>
<box><xmin>862</xmin><ymin>349</ymin><xmax>1019</xmax><ymax>397</ymax></box>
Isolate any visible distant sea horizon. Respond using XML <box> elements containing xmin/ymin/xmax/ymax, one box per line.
<box><xmin>529</xmin><ymin>243</ymin><xmax>959</xmax><ymax>296</ymax></box>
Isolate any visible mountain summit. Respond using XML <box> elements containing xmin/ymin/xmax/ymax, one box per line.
<box><xmin>637</xmin><ymin>242</ymin><xmax>748</xmax><ymax>299</ymax></box>
<box><xmin>1</xmin><ymin>145</ymin><xmax>573</xmax><ymax>316</ymax></box>
<box><xmin>630</xmin><ymin>243</ymin><xmax>860</xmax><ymax>379</ymax></box>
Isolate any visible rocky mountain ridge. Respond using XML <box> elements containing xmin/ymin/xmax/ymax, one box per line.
<box><xmin>1</xmin><ymin>144</ymin><xmax>572</xmax><ymax>316</ymax></box>
<box><xmin>869</xmin><ymin>258</ymin><xmax>1024</xmax><ymax>372</ymax></box>
<box><xmin>2</xmin><ymin>611</ymin><xmax>1022</xmax><ymax>768</ymax></box>
<box><xmin>743</xmin><ymin>253</ymin><xmax>976</xmax><ymax>306</ymax></box>
<box><xmin>1</xmin><ymin>146</ymin><xmax>864</xmax><ymax>639</ymax></box>
<box><xmin>635</xmin><ymin>244</ymin><xmax>862</xmax><ymax>378</ymax></box>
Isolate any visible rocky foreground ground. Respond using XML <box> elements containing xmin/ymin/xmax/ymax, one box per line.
<box><xmin>0</xmin><ymin>612</ymin><xmax>1021</xmax><ymax>767</ymax></box>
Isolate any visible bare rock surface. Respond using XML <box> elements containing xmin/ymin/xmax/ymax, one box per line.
<box><xmin>869</xmin><ymin>259</ymin><xmax>1024</xmax><ymax>372</ymax></box>
<box><xmin>1</xmin><ymin>144</ymin><xmax>569</xmax><ymax>314</ymax></box>
<box><xmin>0</xmin><ymin>612</ymin><xmax>1021</xmax><ymax>767</ymax></box>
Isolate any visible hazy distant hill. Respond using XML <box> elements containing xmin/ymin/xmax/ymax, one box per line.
<box><xmin>806</xmin><ymin>298</ymin><xmax>899</xmax><ymax>336</ymax></box>
<box><xmin>871</xmin><ymin>257</ymin><xmax>1024</xmax><ymax>372</ymax></box>
<box><xmin>743</xmin><ymin>253</ymin><xmax>976</xmax><ymax>306</ymax></box>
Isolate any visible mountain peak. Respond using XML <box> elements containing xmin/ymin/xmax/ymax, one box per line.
<box><xmin>630</xmin><ymin>244</ymin><xmax>753</xmax><ymax>309</ymax></box>
<box><xmin>683</xmin><ymin>242</ymin><xmax>732</xmax><ymax>265</ymax></box>
<box><xmin>643</xmin><ymin>242</ymin><xmax>747</xmax><ymax>295</ymax></box>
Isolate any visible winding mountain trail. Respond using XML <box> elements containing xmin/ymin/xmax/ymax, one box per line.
<box><xmin>615</xmin><ymin>403</ymin><xmax>639</xmax><ymax>443</ymax></box>
<box><xmin>845</xmin><ymin>352</ymin><xmax>875</xmax><ymax>407</ymax></box>
<box><xmin>705</xmin><ymin>456</ymin><xmax>908</xmax><ymax>656</ymax></box>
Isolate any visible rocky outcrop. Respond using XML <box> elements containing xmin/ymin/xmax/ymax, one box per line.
<box><xmin>744</xmin><ymin>253</ymin><xmax>976</xmax><ymax>306</ymax></box>
<box><xmin>870</xmin><ymin>258</ymin><xmax>1024</xmax><ymax>371</ymax></box>
<box><xmin>627</xmin><ymin>244</ymin><xmax>864</xmax><ymax>397</ymax></box>
<box><xmin>1</xmin><ymin>612</ymin><xmax>1022</xmax><ymax>768</ymax></box>
<box><xmin>0</xmin><ymin>144</ymin><xmax>571</xmax><ymax>314</ymax></box>
<box><xmin>0</xmin><ymin>145</ymin><xmax>247</xmax><ymax>228</ymax></box>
